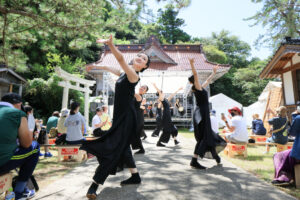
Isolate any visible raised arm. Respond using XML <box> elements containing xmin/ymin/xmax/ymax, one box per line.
<box><xmin>152</xmin><ymin>83</ymin><xmax>164</xmax><ymax>102</ymax></box>
<box><xmin>188</xmin><ymin>58</ymin><xmax>202</xmax><ymax>90</ymax></box>
<box><xmin>202</xmin><ymin>65</ymin><xmax>219</xmax><ymax>89</ymax></box>
<box><xmin>86</xmin><ymin>64</ymin><xmax>121</xmax><ymax>76</ymax></box>
<box><xmin>97</xmin><ymin>35</ymin><xmax>139</xmax><ymax>83</ymax></box>
<box><xmin>167</xmin><ymin>87</ymin><xmax>183</xmax><ymax>102</ymax></box>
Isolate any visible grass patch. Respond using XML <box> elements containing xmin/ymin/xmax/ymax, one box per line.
<box><xmin>179</xmin><ymin>129</ymin><xmax>300</xmax><ymax>199</ymax></box>
<box><xmin>33</xmin><ymin>149</ymin><xmax>80</xmax><ymax>189</ymax></box>
<box><xmin>223</xmin><ymin>146</ymin><xmax>300</xmax><ymax>199</ymax></box>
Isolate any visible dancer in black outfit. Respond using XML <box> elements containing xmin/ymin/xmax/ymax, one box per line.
<box><xmin>152</xmin><ymin>83</ymin><xmax>183</xmax><ymax>147</ymax></box>
<box><xmin>151</xmin><ymin>100</ymin><xmax>163</xmax><ymax>137</ymax></box>
<box><xmin>188</xmin><ymin>58</ymin><xmax>225</xmax><ymax>169</ymax></box>
<box><xmin>132</xmin><ymin>85</ymin><xmax>148</xmax><ymax>154</ymax></box>
<box><xmin>82</xmin><ymin>35</ymin><xmax>150</xmax><ymax>199</ymax></box>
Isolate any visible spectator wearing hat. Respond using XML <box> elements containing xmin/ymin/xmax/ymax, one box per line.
<box><xmin>57</xmin><ymin>108</ymin><xmax>69</xmax><ymax>136</ymax></box>
<box><xmin>92</xmin><ymin>107</ymin><xmax>108</xmax><ymax>137</ymax></box>
<box><xmin>0</xmin><ymin>93</ymin><xmax>39</xmax><ymax>199</ymax></box>
<box><xmin>221</xmin><ymin>107</ymin><xmax>248</xmax><ymax>143</ymax></box>
<box><xmin>210</xmin><ymin>109</ymin><xmax>219</xmax><ymax>134</ymax></box>
<box><xmin>265</xmin><ymin>106</ymin><xmax>289</xmax><ymax>154</ymax></box>
<box><xmin>251</xmin><ymin>114</ymin><xmax>266</xmax><ymax>135</ymax></box>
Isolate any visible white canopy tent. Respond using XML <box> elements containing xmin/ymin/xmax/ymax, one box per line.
<box><xmin>243</xmin><ymin>81</ymin><xmax>282</xmax><ymax>127</ymax></box>
<box><xmin>209</xmin><ymin>93</ymin><xmax>243</xmax><ymax>128</ymax></box>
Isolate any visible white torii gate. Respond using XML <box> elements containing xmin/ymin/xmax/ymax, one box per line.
<box><xmin>55</xmin><ymin>67</ymin><xmax>96</xmax><ymax>125</ymax></box>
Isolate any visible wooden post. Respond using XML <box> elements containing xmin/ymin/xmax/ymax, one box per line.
<box><xmin>9</xmin><ymin>84</ymin><xmax>13</xmax><ymax>92</ymax></box>
<box><xmin>295</xmin><ymin>164</ymin><xmax>300</xmax><ymax>189</ymax></box>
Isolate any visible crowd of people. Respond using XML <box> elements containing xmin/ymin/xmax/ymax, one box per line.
<box><xmin>0</xmin><ymin>34</ymin><xmax>299</xmax><ymax>200</ymax></box>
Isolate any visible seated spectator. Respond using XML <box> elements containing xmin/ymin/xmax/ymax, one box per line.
<box><xmin>251</xmin><ymin>114</ymin><xmax>266</xmax><ymax>135</ymax></box>
<box><xmin>24</xmin><ymin>105</ymin><xmax>35</xmax><ymax>133</ymax></box>
<box><xmin>101</xmin><ymin>105</ymin><xmax>112</xmax><ymax>131</ymax></box>
<box><xmin>291</xmin><ymin>101</ymin><xmax>300</xmax><ymax>123</ymax></box>
<box><xmin>64</xmin><ymin>102</ymin><xmax>86</xmax><ymax>144</ymax></box>
<box><xmin>57</xmin><ymin>108</ymin><xmax>69</xmax><ymax>136</ymax></box>
<box><xmin>265</xmin><ymin>106</ymin><xmax>289</xmax><ymax>154</ymax></box>
<box><xmin>0</xmin><ymin>93</ymin><xmax>39</xmax><ymax>199</ymax></box>
<box><xmin>210</xmin><ymin>109</ymin><xmax>219</xmax><ymax>134</ymax></box>
<box><xmin>92</xmin><ymin>107</ymin><xmax>108</xmax><ymax>137</ymax></box>
<box><xmin>221</xmin><ymin>107</ymin><xmax>248</xmax><ymax>143</ymax></box>
<box><xmin>271</xmin><ymin>111</ymin><xmax>300</xmax><ymax>185</ymax></box>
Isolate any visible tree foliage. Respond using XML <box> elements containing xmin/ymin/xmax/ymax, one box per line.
<box><xmin>246</xmin><ymin>0</ymin><xmax>300</xmax><ymax>48</ymax></box>
<box><xmin>201</xmin><ymin>31</ymin><xmax>268</xmax><ymax>106</ymax></box>
<box><xmin>157</xmin><ymin>5</ymin><xmax>191</xmax><ymax>44</ymax></box>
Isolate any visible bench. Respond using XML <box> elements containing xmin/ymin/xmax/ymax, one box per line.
<box><xmin>56</xmin><ymin>145</ymin><xmax>87</xmax><ymax>162</ymax></box>
<box><xmin>224</xmin><ymin>143</ymin><xmax>247</xmax><ymax>158</ymax></box>
<box><xmin>249</xmin><ymin>135</ymin><xmax>268</xmax><ymax>143</ymax></box>
<box><xmin>276</xmin><ymin>142</ymin><xmax>293</xmax><ymax>152</ymax></box>
<box><xmin>0</xmin><ymin>173</ymin><xmax>12</xmax><ymax>196</ymax></box>
<box><xmin>295</xmin><ymin>164</ymin><xmax>300</xmax><ymax>189</ymax></box>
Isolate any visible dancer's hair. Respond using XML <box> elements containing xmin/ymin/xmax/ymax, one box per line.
<box><xmin>188</xmin><ymin>75</ymin><xmax>194</xmax><ymax>84</ymax></box>
<box><xmin>70</xmin><ymin>102</ymin><xmax>80</xmax><ymax>115</ymax></box>
<box><xmin>52</xmin><ymin>111</ymin><xmax>60</xmax><ymax>117</ymax></box>
<box><xmin>141</xmin><ymin>84</ymin><xmax>149</xmax><ymax>92</ymax></box>
<box><xmin>139</xmin><ymin>52</ymin><xmax>151</xmax><ymax>73</ymax></box>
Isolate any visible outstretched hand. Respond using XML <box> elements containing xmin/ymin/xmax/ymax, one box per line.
<box><xmin>86</xmin><ymin>63</ymin><xmax>95</xmax><ymax>72</ymax></box>
<box><xmin>213</xmin><ymin>65</ymin><xmax>219</xmax><ymax>74</ymax></box>
<box><xmin>96</xmin><ymin>35</ymin><xmax>113</xmax><ymax>45</ymax></box>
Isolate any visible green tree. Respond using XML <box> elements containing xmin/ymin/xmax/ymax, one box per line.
<box><xmin>246</xmin><ymin>0</ymin><xmax>300</xmax><ymax>48</ymax></box>
<box><xmin>202</xmin><ymin>45</ymin><xmax>227</xmax><ymax>64</ymax></box>
<box><xmin>157</xmin><ymin>5</ymin><xmax>191</xmax><ymax>44</ymax></box>
<box><xmin>232</xmin><ymin>59</ymin><xmax>269</xmax><ymax>105</ymax></box>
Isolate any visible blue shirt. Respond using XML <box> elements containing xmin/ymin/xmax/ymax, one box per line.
<box><xmin>268</xmin><ymin>117</ymin><xmax>288</xmax><ymax>144</ymax></box>
<box><xmin>289</xmin><ymin>115</ymin><xmax>300</xmax><ymax>160</ymax></box>
<box><xmin>252</xmin><ymin>119</ymin><xmax>266</xmax><ymax>135</ymax></box>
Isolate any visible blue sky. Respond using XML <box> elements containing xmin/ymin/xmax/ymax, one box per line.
<box><xmin>147</xmin><ymin>0</ymin><xmax>273</xmax><ymax>60</ymax></box>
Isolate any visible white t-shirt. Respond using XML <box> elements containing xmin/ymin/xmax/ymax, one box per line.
<box><xmin>210</xmin><ymin>115</ymin><xmax>219</xmax><ymax>134</ymax></box>
<box><xmin>230</xmin><ymin>116</ymin><xmax>248</xmax><ymax>142</ymax></box>
<box><xmin>92</xmin><ymin>115</ymin><xmax>101</xmax><ymax>131</ymax></box>
<box><xmin>64</xmin><ymin>112</ymin><xmax>85</xmax><ymax>141</ymax></box>
<box><xmin>27</xmin><ymin>114</ymin><xmax>35</xmax><ymax>132</ymax></box>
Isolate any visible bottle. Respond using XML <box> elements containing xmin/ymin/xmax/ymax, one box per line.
<box><xmin>5</xmin><ymin>188</ymin><xmax>15</xmax><ymax>200</ymax></box>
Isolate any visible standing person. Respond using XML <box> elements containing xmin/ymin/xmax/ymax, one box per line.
<box><xmin>251</xmin><ymin>114</ymin><xmax>266</xmax><ymax>135</ymax></box>
<box><xmin>264</xmin><ymin>106</ymin><xmax>289</xmax><ymax>154</ymax></box>
<box><xmin>92</xmin><ymin>107</ymin><xmax>108</xmax><ymax>137</ymax></box>
<box><xmin>64</xmin><ymin>102</ymin><xmax>86</xmax><ymax>144</ymax></box>
<box><xmin>210</xmin><ymin>109</ymin><xmax>219</xmax><ymax>134</ymax></box>
<box><xmin>132</xmin><ymin>85</ymin><xmax>148</xmax><ymax>154</ymax></box>
<box><xmin>82</xmin><ymin>35</ymin><xmax>150</xmax><ymax>199</ymax></box>
<box><xmin>188</xmin><ymin>58</ymin><xmax>223</xmax><ymax>169</ymax></box>
<box><xmin>0</xmin><ymin>93</ymin><xmax>39</xmax><ymax>199</ymax></box>
<box><xmin>152</xmin><ymin>83</ymin><xmax>182</xmax><ymax>147</ymax></box>
<box><xmin>151</xmin><ymin>100</ymin><xmax>163</xmax><ymax>137</ymax></box>
<box><xmin>140</xmin><ymin>98</ymin><xmax>147</xmax><ymax>140</ymax></box>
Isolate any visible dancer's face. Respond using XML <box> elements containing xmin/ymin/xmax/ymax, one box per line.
<box><xmin>133</xmin><ymin>53</ymin><xmax>148</xmax><ymax>72</ymax></box>
<box><xmin>139</xmin><ymin>86</ymin><xmax>148</xmax><ymax>95</ymax></box>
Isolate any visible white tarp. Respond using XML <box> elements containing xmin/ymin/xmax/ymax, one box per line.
<box><xmin>209</xmin><ymin>93</ymin><xmax>243</xmax><ymax>128</ymax></box>
<box><xmin>243</xmin><ymin>81</ymin><xmax>282</xmax><ymax>127</ymax></box>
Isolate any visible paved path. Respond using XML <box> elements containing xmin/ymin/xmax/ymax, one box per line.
<box><xmin>34</xmin><ymin>131</ymin><xmax>296</xmax><ymax>200</ymax></box>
